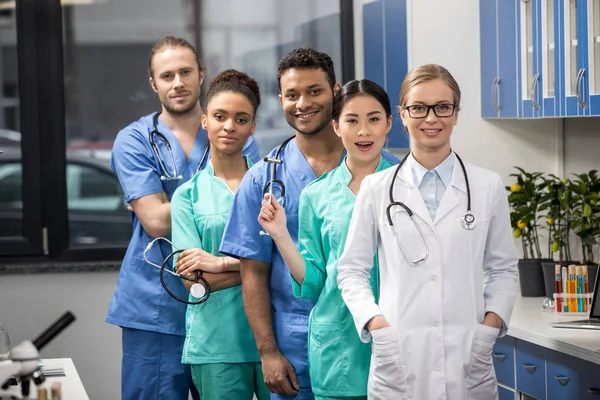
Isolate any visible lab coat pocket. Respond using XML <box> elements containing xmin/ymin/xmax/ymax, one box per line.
<box><xmin>308</xmin><ymin>322</ymin><xmax>347</xmax><ymax>393</ymax></box>
<box><xmin>368</xmin><ymin>327</ymin><xmax>410</xmax><ymax>400</ymax></box>
<box><xmin>465</xmin><ymin>324</ymin><xmax>499</xmax><ymax>400</ymax></box>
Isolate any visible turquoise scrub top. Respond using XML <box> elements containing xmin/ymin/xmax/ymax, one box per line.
<box><xmin>170</xmin><ymin>157</ymin><xmax>260</xmax><ymax>364</ymax></box>
<box><xmin>107</xmin><ymin>112</ymin><xmax>259</xmax><ymax>336</ymax></box>
<box><xmin>292</xmin><ymin>155</ymin><xmax>397</xmax><ymax>397</ymax></box>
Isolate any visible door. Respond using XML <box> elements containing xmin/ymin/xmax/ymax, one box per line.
<box><xmin>481</xmin><ymin>0</ymin><xmax>499</xmax><ymax>118</ymax></box>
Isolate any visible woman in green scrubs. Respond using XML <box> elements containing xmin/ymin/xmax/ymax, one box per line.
<box><xmin>170</xmin><ymin>69</ymin><xmax>269</xmax><ymax>400</ymax></box>
<box><xmin>257</xmin><ymin>79</ymin><xmax>398</xmax><ymax>400</ymax></box>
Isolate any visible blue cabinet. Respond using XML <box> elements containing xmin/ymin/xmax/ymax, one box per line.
<box><xmin>515</xmin><ymin>340</ymin><xmax>547</xmax><ymax>399</ymax></box>
<box><xmin>519</xmin><ymin>0</ymin><xmax>562</xmax><ymax>118</ymax></box>
<box><xmin>362</xmin><ymin>0</ymin><xmax>409</xmax><ymax>148</ymax></box>
<box><xmin>493</xmin><ymin>336</ymin><xmax>516</xmax><ymax>387</ymax></box>
<box><xmin>479</xmin><ymin>0</ymin><xmax>520</xmax><ymax>118</ymax></box>
<box><xmin>481</xmin><ymin>0</ymin><xmax>600</xmax><ymax>118</ymax></box>
<box><xmin>498</xmin><ymin>385</ymin><xmax>516</xmax><ymax>400</ymax></box>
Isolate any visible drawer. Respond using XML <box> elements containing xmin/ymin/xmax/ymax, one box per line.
<box><xmin>498</xmin><ymin>385</ymin><xmax>516</xmax><ymax>400</ymax></box>
<box><xmin>547</xmin><ymin>350</ymin><xmax>600</xmax><ymax>399</ymax></box>
<box><xmin>493</xmin><ymin>336</ymin><xmax>515</xmax><ymax>388</ymax></box>
<box><xmin>546</xmin><ymin>353</ymin><xmax>584</xmax><ymax>400</ymax></box>
<box><xmin>515</xmin><ymin>340</ymin><xmax>546</xmax><ymax>399</ymax></box>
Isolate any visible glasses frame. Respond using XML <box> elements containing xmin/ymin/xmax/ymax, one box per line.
<box><xmin>403</xmin><ymin>103</ymin><xmax>457</xmax><ymax>119</ymax></box>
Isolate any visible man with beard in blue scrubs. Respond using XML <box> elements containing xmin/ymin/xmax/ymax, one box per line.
<box><xmin>108</xmin><ymin>36</ymin><xmax>259</xmax><ymax>400</ymax></box>
<box><xmin>219</xmin><ymin>47</ymin><xmax>345</xmax><ymax>399</ymax></box>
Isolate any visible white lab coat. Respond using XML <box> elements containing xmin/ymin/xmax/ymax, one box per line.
<box><xmin>337</xmin><ymin>154</ymin><xmax>518</xmax><ymax>400</ymax></box>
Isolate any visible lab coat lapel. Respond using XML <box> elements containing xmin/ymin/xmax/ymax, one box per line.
<box><xmin>434</xmin><ymin>155</ymin><xmax>466</xmax><ymax>225</ymax></box>
<box><xmin>397</xmin><ymin>164</ymin><xmax>435</xmax><ymax>230</ymax></box>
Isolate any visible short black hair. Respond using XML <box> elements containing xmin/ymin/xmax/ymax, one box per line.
<box><xmin>332</xmin><ymin>79</ymin><xmax>391</xmax><ymax>121</ymax></box>
<box><xmin>277</xmin><ymin>47</ymin><xmax>336</xmax><ymax>90</ymax></box>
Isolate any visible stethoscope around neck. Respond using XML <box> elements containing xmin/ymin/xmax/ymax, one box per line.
<box><xmin>149</xmin><ymin>111</ymin><xmax>209</xmax><ymax>181</ymax></box>
<box><xmin>385</xmin><ymin>151</ymin><xmax>476</xmax><ymax>264</ymax></box>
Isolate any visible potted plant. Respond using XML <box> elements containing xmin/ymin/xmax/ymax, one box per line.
<box><xmin>507</xmin><ymin>167</ymin><xmax>548</xmax><ymax>297</ymax></box>
<box><xmin>569</xmin><ymin>170</ymin><xmax>600</xmax><ymax>288</ymax></box>
<box><xmin>538</xmin><ymin>175</ymin><xmax>576</xmax><ymax>297</ymax></box>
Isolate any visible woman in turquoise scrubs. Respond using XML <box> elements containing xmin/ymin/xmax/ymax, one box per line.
<box><xmin>257</xmin><ymin>79</ymin><xmax>398</xmax><ymax>399</ymax></box>
<box><xmin>170</xmin><ymin>69</ymin><xmax>269</xmax><ymax>400</ymax></box>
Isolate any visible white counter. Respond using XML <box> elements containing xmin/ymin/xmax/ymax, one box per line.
<box><xmin>508</xmin><ymin>296</ymin><xmax>600</xmax><ymax>365</ymax></box>
<box><xmin>0</xmin><ymin>358</ymin><xmax>89</xmax><ymax>399</ymax></box>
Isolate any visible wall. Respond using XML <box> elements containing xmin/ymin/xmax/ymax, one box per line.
<box><xmin>0</xmin><ymin>272</ymin><xmax>121</xmax><ymax>400</ymax></box>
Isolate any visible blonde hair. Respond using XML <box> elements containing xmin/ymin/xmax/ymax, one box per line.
<box><xmin>399</xmin><ymin>64</ymin><xmax>461</xmax><ymax>108</ymax></box>
<box><xmin>148</xmin><ymin>36</ymin><xmax>204</xmax><ymax>78</ymax></box>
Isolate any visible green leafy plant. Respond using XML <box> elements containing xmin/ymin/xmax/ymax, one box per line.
<box><xmin>506</xmin><ymin>167</ymin><xmax>545</xmax><ymax>259</ymax></box>
<box><xmin>538</xmin><ymin>175</ymin><xmax>573</xmax><ymax>262</ymax></box>
<box><xmin>569</xmin><ymin>170</ymin><xmax>600</xmax><ymax>263</ymax></box>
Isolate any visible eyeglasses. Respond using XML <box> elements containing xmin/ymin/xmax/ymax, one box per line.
<box><xmin>403</xmin><ymin>103</ymin><xmax>457</xmax><ymax>119</ymax></box>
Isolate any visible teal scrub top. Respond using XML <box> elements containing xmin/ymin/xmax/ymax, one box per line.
<box><xmin>292</xmin><ymin>155</ymin><xmax>397</xmax><ymax>397</ymax></box>
<box><xmin>170</xmin><ymin>157</ymin><xmax>260</xmax><ymax>365</ymax></box>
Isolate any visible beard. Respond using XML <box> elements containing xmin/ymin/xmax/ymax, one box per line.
<box><xmin>285</xmin><ymin>104</ymin><xmax>333</xmax><ymax>136</ymax></box>
<box><xmin>161</xmin><ymin>90</ymin><xmax>201</xmax><ymax>118</ymax></box>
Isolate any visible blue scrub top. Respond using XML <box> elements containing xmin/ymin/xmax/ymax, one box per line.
<box><xmin>219</xmin><ymin>138</ymin><xmax>343</xmax><ymax>397</ymax></box>
<box><xmin>107</xmin><ymin>112</ymin><xmax>259</xmax><ymax>336</ymax></box>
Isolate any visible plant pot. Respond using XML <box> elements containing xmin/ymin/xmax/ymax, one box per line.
<box><xmin>518</xmin><ymin>259</ymin><xmax>546</xmax><ymax>297</ymax></box>
<box><xmin>542</xmin><ymin>261</ymin><xmax>599</xmax><ymax>298</ymax></box>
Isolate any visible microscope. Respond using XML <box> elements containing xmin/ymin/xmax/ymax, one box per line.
<box><xmin>0</xmin><ymin>312</ymin><xmax>76</xmax><ymax>398</ymax></box>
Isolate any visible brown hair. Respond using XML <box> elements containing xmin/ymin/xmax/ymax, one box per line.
<box><xmin>148</xmin><ymin>36</ymin><xmax>204</xmax><ymax>78</ymax></box>
<box><xmin>399</xmin><ymin>64</ymin><xmax>461</xmax><ymax>108</ymax></box>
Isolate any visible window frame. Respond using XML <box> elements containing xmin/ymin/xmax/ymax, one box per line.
<box><xmin>0</xmin><ymin>0</ymin><xmax>354</xmax><ymax>265</ymax></box>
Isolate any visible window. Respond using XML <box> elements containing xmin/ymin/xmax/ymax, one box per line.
<box><xmin>0</xmin><ymin>0</ymin><xmax>351</xmax><ymax>263</ymax></box>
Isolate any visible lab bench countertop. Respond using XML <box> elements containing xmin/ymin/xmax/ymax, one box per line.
<box><xmin>508</xmin><ymin>296</ymin><xmax>600</xmax><ymax>365</ymax></box>
<box><xmin>0</xmin><ymin>358</ymin><xmax>89</xmax><ymax>400</ymax></box>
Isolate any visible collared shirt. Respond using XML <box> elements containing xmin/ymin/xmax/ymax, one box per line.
<box><xmin>409</xmin><ymin>152</ymin><xmax>455</xmax><ymax>221</ymax></box>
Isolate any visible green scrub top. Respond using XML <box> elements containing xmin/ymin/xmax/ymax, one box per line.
<box><xmin>171</xmin><ymin>157</ymin><xmax>260</xmax><ymax>365</ymax></box>
<box><xmin>291</xmin><ymin>156</ymin><xmax>396</xmax><ymax>397</ymax></box>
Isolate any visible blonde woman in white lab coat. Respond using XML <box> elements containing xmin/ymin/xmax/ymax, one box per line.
<box><xmin>337</xmin><ymin>64</ymin><xmax>518</xmax><ymax>400</ymax></box>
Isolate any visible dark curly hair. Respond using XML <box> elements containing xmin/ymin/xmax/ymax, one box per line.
<box><xmin>277</xmin><ymin>47</ymin><xmax>336</xmax><ymax>90</ymax></box>
<box><xmin>205</xmin><ymin>69</ymin><xmax>261</xmax><ymax>116</ymax></box>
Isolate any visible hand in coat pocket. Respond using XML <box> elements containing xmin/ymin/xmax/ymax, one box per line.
<box><xmin>465</xmin><ymin>324</ymin><xmax>500</xmax><ymax>399</ymax></box>
<box><xmin>368</xmin><ymin>327</ymin><xmax>411</xmax><ymax>399</ymax></box>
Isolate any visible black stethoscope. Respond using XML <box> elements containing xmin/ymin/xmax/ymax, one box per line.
<box><xmin>386</xmin><ymin>152</ymin><xmax>475</xmax><ymax>263</ymax></box>
<box><xmin>149</xmin><ymin>112</ymin><xmax>209</xmax><ymax>181</ymax></box>
<box><xmin>144</xmin><ymin>238</ymin><xmax>211</xmax><ymax>305</ymax></box>
<box><xmin>259</xmin><ymin>135</ymin><xmax>296</xmax><ymax>236</ymax></box>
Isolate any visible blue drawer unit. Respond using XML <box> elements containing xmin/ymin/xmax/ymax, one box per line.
<box><xmin>493</xmin><ymin>335</ymin><xmax>515</xmax><ymax>388</ymax></box>
<box><xmin>515</xmin><ymin>340</ymin><xmax>546</xmax><ymax>399</ymax></box>
<box><xmin>547</xmin><ymin>352</ymin><xmax>585</xmax><ymax>400</ymax></box>
<box><xmin>498</xmin><ymin>385</ymin><xmax>516</xmax><ymax>400</ymax></box>
<box><xmin>547</xmin><ymin>349</ymin><xmax>600</xmax><ymax>399</ymax></box>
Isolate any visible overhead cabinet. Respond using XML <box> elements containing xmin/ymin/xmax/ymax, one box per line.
<box><xmin>480</xmin><ymin>0</ymin><xmax>600</xmax><ymax>118</ymax></box>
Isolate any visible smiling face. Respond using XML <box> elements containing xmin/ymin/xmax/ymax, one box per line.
<box><xmin>400</xmin><ymin>78</ymin><xmax>458</xmax><ymax>154</ymax></box>
<box><xmin>201</xmin><ymin>91</ymin><xmax>255</xmax><ymax>156</ymax></box>
<box><xmin>149</xmin><ymin>46</ymin><xmax>204</xmax><ymax>116</ymax></box>
<box><xmin>278</xmin><ymin>67</ymin><xmax>339</xmax><ymax>136</ymax></box>
<box><xmin>333</xmin><ymin>94</ymin><xmax>391</xmax><ymax>165</ymax></box>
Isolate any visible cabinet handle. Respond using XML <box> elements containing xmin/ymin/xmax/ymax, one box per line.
<box><xmin>522</xmin><ymin>363</ymin><xmax>536</xmax><ymax>373</ymax></box>
<box><xmin>577</xmin><ymin>68</ymin><xmax>587</xmax><ymax>110</ymax></box>
<box><xmin>531</xmin><ymin>74</ymin><xmax>541</xmax><ymax>112</ymax></box>
<box><xmin>490</xmin><ymin>77</ymin><xmax>499</xmax><ymax>113</ymax></box>
<box><xmin>576</xmin><ymin>68</ymin><xmax>584</xmax><ymax>108</ymax></box>
<box><xmin>589</xmin><ymin>387</ymin><xmax>600</xmax><ymax>395</ymax></box>
<box><xmin>492</xmin><ymin>352</ymin><xmax>506</xmax><ymax>361</ymax></box>
<box><xmin>554</xmin><ymin>375</ymin><xmax>569</xmax><ymax>386</ymax></box>
<box><xmin>495</xmin><ymin>79</ymin><xmax>501</xmax><ymax>113</ymax></box>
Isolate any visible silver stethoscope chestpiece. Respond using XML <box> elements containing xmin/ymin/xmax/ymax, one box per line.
<box><xmin>461</xmin><ymin>213</ymin><xmax>476</xmax><ymax>230</ymax></box>
<box><xmin>190</xmin><ymin>283</ymin><xmax>206</xmax><ymax>299</ymax></box>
